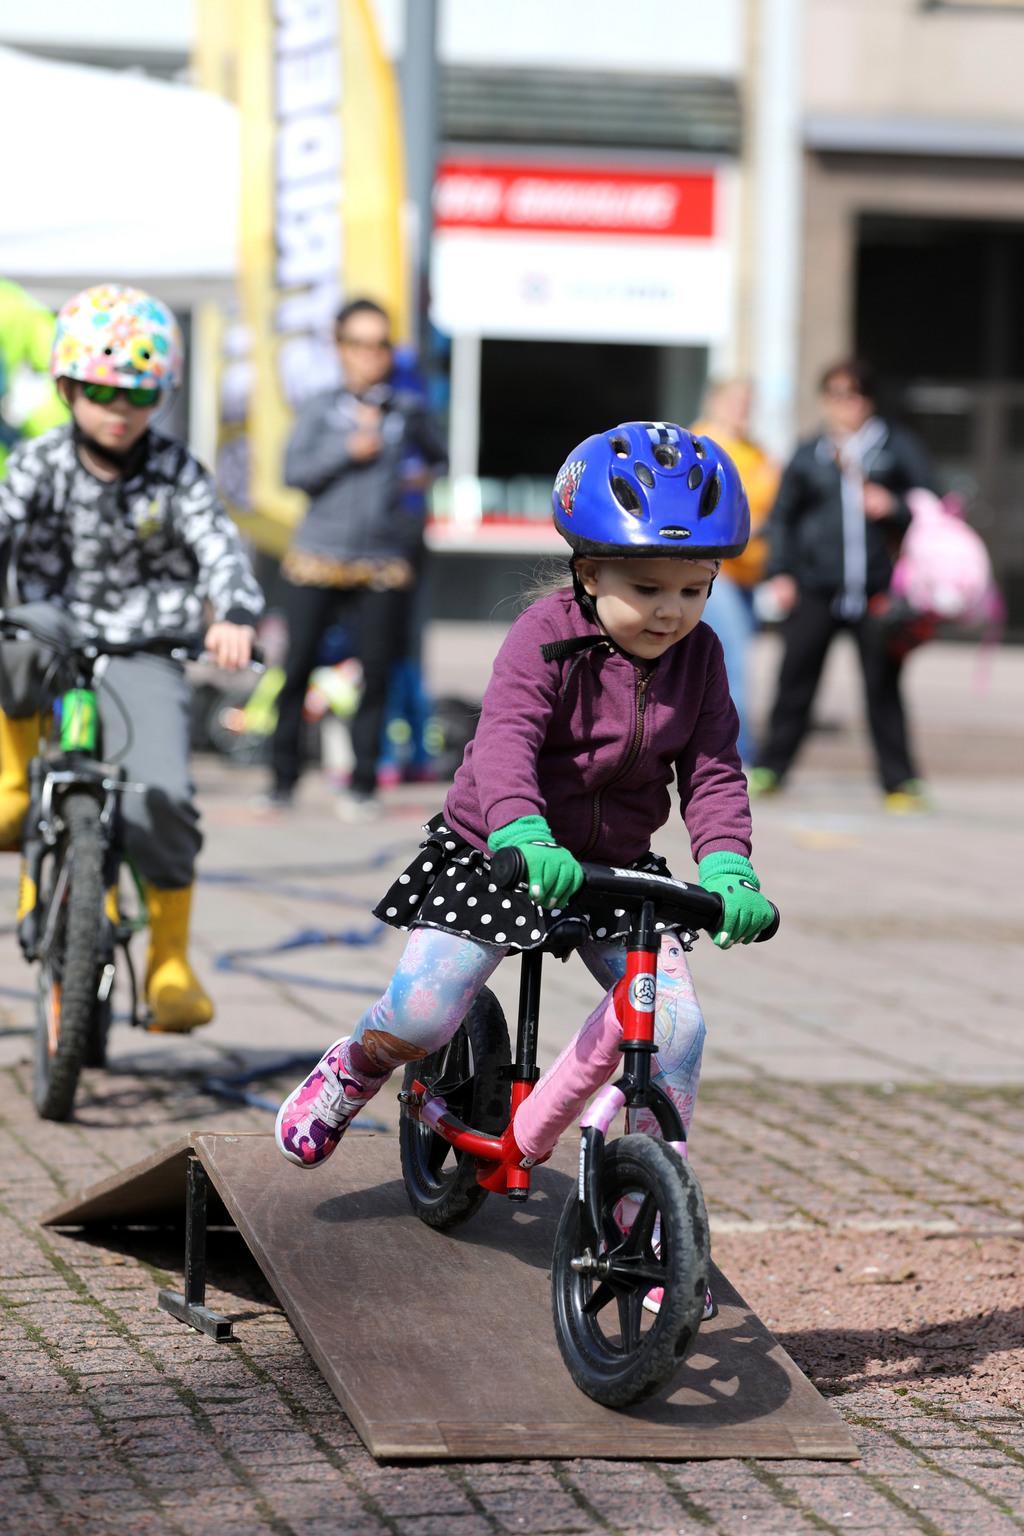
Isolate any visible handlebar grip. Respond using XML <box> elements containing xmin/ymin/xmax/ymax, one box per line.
<box><xmin>490</xmin><ymin>845</ymin><xmax>527</xmax><ymax>889</ymax></box>
<box><xmin>701</xmin><ymin>893</ymin><xmax>780</xmax><ymax>942</ymax></box>
<box><xmin>755</xmin><ymin>903</ymin><xmax>781</xmax><ymax>943</ymax></box>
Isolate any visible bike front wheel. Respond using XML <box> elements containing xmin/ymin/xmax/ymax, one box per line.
<box><xmin>551</xmin><ymin>1134</ymin><xmax>710</xmax><ymax>1408</ymax></box>
<box><xmin>399</xmin><ymin>986</ymin><xmax>510</xmax><ymax>1231</ymax></box>
<box><xmin>33</xmin><ymin>790</ymin><xmax>105</xmax><ymax>1121</ymax></box>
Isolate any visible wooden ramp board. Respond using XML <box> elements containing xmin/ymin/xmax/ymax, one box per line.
<box><xmin>40</xmin><ymin>1132</ymin><xmax>237</xmax><ymax>1229</ymax></box>
<box><xmin>42</xmin><ymin>1131</ymin><xmax>857</xmax><ymax>1463</ymax></box>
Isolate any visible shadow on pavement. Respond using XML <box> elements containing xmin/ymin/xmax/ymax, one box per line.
<box><xmin>778</xmin><ymin>1303</ymin><xmax>1024</xmax><ymax>1391</ymax></box>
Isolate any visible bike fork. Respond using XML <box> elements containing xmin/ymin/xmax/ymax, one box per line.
<box><xmin>574</xmin><ymin>900</ymin><xmax>686</xmax><ymax>1250</ymax></box>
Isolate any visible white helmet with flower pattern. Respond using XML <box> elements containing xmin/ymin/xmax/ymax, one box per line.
<box><xmin>50</xmin><ymin>283</ymin><xmax>184</xmax><ymax>392</ymax></box>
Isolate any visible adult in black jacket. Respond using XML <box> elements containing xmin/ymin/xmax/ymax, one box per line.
<box><xmin>751</xmin><ymin>360</ymin><xmax>937</xmax><ymax>807</ymax></box>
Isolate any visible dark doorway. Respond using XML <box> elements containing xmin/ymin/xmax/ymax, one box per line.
<box><xmin>856</xmin><ymin>215</ymin><xmax>1024</xmax><ymax>627</ymax></box>
<box><xmin>479</xmin><ymin>339</ymin><xmax>663</xmax><ymax>479</ymax></box>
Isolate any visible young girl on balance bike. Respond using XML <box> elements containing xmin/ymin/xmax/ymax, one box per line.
<box><xmin>277</xmin><ymin>416</ymin><xmax>775</xmax><ymax>1288</ymax></box>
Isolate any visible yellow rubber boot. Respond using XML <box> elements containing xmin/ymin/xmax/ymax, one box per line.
<box><xmin>0</xmin><ymin>712</ymin><xmax>40</xmax><ymax>850</ymax></box>
<box><xmin>17</xmin><ymin>859</ymin><xmax>37</xmax><ymax>925</ymax></box>
<box><xmin>143</xmin><ymin>882</ymin><xmax>215</xmax><ymax>1033</ymax></box>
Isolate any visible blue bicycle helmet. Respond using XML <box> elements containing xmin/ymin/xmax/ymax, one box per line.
<box><xmin>552</xmin><ymin>421</ymin><xmax>750</xmax><ymax>560</ymax></box>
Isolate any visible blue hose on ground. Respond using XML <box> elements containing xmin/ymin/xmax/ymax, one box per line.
<box><xmin>200</xmin><ymin>855</ymin><xmax>397</xmax><ymax>1121</ymax></box>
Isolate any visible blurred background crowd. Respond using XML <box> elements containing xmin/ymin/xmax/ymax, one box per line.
<box><xmin>0</xmin><ymin>0</ymin><xmax>1019</xmax><ymax>804</ymax></box>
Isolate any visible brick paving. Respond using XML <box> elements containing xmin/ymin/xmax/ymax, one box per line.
<box><xmin>0</xmin><ymin>634</ymin><xmax>1021</xmax><ymax>1534</ymax></box>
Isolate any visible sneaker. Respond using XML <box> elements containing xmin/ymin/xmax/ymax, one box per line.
<box><xmin>275</xmin><ymin>1038</ymin><xmax>379</xmax><ymax>1167</ymax></box>
<box><xmin>252</xmin><ymin>786</ymin><xmax>294</xmax><ymax>812</ymax></box>
<box><xmin>643</xmin><ymin>1285</ymin><xmax>716</xmax><ymax>1322</ymax></box>
<box><xmin>883</xmin><ymin>779</ymin><xmax>929</xmax><ymax>814</ymax></box>
<box><xmin>402</xmin><ymin>763</ymin><xmax>436</xmax><ymax>785</ymax></box>
<box><xmin>746</xmin><ymin>766</ymin><xmax>780</xmax><ymax>797</ymax></box>
<box><xmin>335</xmin><ymin>789</ymin><xmax>378</xmax><ymax>823</ymax></box>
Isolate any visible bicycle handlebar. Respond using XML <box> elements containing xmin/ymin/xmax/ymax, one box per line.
<box><xmin>0</xmin><ymin>613</ymin><xmax>263</xmax><ymax>668</ymax></box>
<box><xmin>489</xmin><ymin>846</ymin><xmax>780</xmax><ymax>943</ymax></box>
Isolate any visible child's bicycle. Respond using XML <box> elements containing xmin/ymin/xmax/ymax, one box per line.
<box><xmin>0</xmin><ymin>614</ymin><xmax>224</xmax><ymax>1122</ymax></box>
<box><xmin>398</xmin><ymin>851</ymin><xmax>779</xmax><ymax>1409</ymax></box>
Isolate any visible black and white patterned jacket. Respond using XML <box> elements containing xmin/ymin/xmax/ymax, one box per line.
<box><xmin>0</xmin><ymin>425</ymin><xmax>264</xmax><ymax>645</ymax></box>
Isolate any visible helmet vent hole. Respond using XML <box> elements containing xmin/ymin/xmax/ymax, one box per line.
<box><xmin>687</xmin><ymin>465</ymin><xmax>703</xmax><ymax>491</ymax></box>
<box><xmin>653</xmin><ymin>444</ymin><xmax>679</xmax><ymax>469</ymax></box>
<box><xmin>691</xmin><ymin>435</ymin><xmax>708</xmax><ymax>460</ymax></box>
<box><xmin>635</xmin><ymin>462</ymin><xmax>655</xmax><ymax>489</ymax></box>
<box><xmin>611</xmin><ymin>476</ymin><xmax>643</xmax><ymax>516</ymax></box>
<box><xmin>609</xmin><ymin>435</ymin><xmax>630</xmax><ymax>458</ymax></box>
<box><xmin>700</xmin><ymin>474</ymin><xmax>722</xmax><ymax>517</ymax></box>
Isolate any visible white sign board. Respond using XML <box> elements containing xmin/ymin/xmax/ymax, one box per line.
<box><xmin>431</xmin><ymin>158</ymin><xmax>735</xmax><ymax>344</ymax></box>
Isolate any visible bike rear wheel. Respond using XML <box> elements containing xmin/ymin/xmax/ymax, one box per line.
<box><xmin>33</xmin><ymin>791</ymin><xmax>105</xmax><ymax>1121</ymax></box>
<box><xmin>399</xmin><ymin>987</ymin><xmax>511</xmax><ymax>1230</ymax></box>
<box><xmin>551</xmin><ymin>1134</ymin><xmax>710</xmax><ymax>1408</ymax></box>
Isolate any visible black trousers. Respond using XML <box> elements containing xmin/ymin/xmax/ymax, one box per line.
<box><xmin>757</xmin><ymin>590</ymin><xmax>918</xmax><ymax>793</ymax></box>
<box><xmin>270</xmin><ymin>579</ymin><xmax>411</xmax><ymax>796</ymax></box>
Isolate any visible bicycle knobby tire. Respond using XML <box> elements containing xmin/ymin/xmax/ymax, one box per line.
<box><xmin>34</xmin><ymin>790</ymin><xmax>105</xmax><ymax>1120</ymax></box>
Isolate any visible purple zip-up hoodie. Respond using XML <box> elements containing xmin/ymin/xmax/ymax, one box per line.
<box><xmin>443</xmin><ymin>589</ymin><xmax>751</xmax><ymax>866</ymax></box>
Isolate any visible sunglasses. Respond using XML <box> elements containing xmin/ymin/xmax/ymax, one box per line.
<box><xmin>82</xmin><ymin>382</ymin><xmax>161</xmax><ymax>409</ymax></box>
<box><xmin>823</xmin><ymin>385</ymin><xmax>866</xmax><ymax>402</ymax></box>
<box><xmin>337</xmin><ymin>335</ymin><xmax>392</xmax><ymax>353</ymax></box>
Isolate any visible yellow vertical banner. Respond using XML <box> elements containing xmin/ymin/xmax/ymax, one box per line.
<box><xmin>194</xmin><ymin>0</ymin><xmax>408</xmax><ymax>554</ymax></box>
<box><xmin>339</xmin><ymin>0</ymin><xmax>408</xmax><ymax>333</ymax></box>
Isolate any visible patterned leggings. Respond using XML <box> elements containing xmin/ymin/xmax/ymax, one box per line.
<box><xmin>346</xmin><ymin>925</ymin><xmax>707</xmax><ymax>1151</ymax></box>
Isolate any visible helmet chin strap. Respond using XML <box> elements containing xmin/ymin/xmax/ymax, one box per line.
<box><xmin>542</xmin><ymin>557</ymin><xmax>647</xmax><ymax>667</ymax></box>
<box><xmin>72</xmin><ymin>420</ymin><xmax>150</xmax><ymax>475</ymax></box>
<box><xmin>569</xmin><ymin>557</ymin><xmax>599</xmax><ymax>625</ymax></box>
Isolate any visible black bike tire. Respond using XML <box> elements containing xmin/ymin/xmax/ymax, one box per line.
<box><xmin>551</xmin><ymin>1134</ymin><xmax>710</xmax><ymax>1408</ymax></box>
<box><xmin>398</xmin><ymin>987</ymin><xmax>511</xmax><ymax>1230</ymax></box>
<box><xmin>33</xmin><ymin>791</ymin><xmax>105</xmax><ymax>1121</ymax></box>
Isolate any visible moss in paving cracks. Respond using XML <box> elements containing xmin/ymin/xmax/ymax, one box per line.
<box><xmin>845</xmin><ymin>1408</ymin><xmax>1024</xmax><ymax>1528</ymax></box>
<box><xmin>746</xmin><ymin>1459</ymin><xmax>848</xmax><ymax>1535</ymax></box>
<box><xmin>0</xmin><ymin>1283</ymin><xmax>186</xmax><ymax>1531</ymax></box>
<box><xmin>910</xmin><ymin>1395</ymin><xmax>1024</xmax><ymax>1470</ymax></box>
<box><xmin>0</xmin><ymin>1401</ymin><xmax>77</xmax><ymax>1521</ymax></box>
<box><xmin>1</xmin><ymin>1201</ymin><xmax>294</xmax><ymax>1536</ymax></box>
<box><xmin>216</xmin><ymin>1338</ymin><xmax>408</xmax><ymax>1536</ymax></box>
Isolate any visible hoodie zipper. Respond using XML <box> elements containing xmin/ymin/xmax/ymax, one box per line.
<box><xmin>580</xmin><ymin>667</ymin><xmax>652</xmax><ymax>857</ymax></box>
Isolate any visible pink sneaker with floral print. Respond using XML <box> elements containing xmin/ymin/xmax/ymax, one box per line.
<box><xmin>643</xmin><ymin>1285</ymin><xmax>716</xmax><ymax>1322</ymax></box>
<box><xmin>275</xmin><ymin>1038</ymin><xmax>382</xmax><ymax>1167</ymax></box>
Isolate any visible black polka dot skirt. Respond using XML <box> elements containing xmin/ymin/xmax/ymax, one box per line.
<box><xmin>373</xmin><ymin>813</ymin><xmax>673</xmax><ymax>951</ymax></box>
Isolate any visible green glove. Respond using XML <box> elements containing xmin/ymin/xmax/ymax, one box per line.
<box><xmin>698</xmin><ymin>851</ymin><xmax>775</xmax><ymax>949</ymax></box>
<box><xmin>488</xmin><ymin>815</ymin><xmax>584</xmax><ymax>909</ymax></box>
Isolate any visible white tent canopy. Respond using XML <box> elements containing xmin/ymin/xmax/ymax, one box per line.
<box><xmin>0</xmin><ymin>46</ymin><xmax>238</xmax><ymax>307</ymax></box>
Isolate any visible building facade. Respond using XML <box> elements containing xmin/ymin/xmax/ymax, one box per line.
<box><xmin>797</xmin><ymin>0</ymin><xmax>1024</xmax><ymax>623</ymax></box>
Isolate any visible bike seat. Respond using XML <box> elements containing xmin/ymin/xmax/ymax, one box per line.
<box><xmin>539</xmin><ymin>913</ymin><xmax>591</xmax><ymax>960</ymax></box>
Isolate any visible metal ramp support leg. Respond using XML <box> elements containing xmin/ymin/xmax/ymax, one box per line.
<box><xmin>158</xmin><ymin>1153</ymin><xmax>233</xmax><ymax>1341</ymax></box>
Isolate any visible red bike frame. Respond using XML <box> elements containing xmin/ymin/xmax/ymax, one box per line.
<box><xmin>403</xmin><ymin>906</ymin><xmax>662</xmax><ymax>1199</ymax></box>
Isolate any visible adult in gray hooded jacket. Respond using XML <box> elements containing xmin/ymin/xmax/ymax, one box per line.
<box><xmin>268</xmin><ymin>299</ymin><xmax>445</xmax><ymax>814</ymax></box>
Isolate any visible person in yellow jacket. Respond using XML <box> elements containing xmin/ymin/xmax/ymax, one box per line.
<box><xmin>691</xmin><ymin>378</ymin><xmax>779</xmax><ymax>763</ymax></box>
<box><xmin>0</xmin><ymin>279</ymin><xmax>68</xmax><ymax>479</ymax></box>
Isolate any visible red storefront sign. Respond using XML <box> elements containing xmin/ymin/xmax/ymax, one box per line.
<box><xmin>434</xmin><ymin>159</ymin><xmax>716</xmax><ymax>241</ymax></box>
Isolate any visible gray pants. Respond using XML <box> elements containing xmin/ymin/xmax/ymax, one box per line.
<box><xmin>0</xmin><ymin>603</ymin><xmax>202</xmax><ymax>888</ymax></box>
